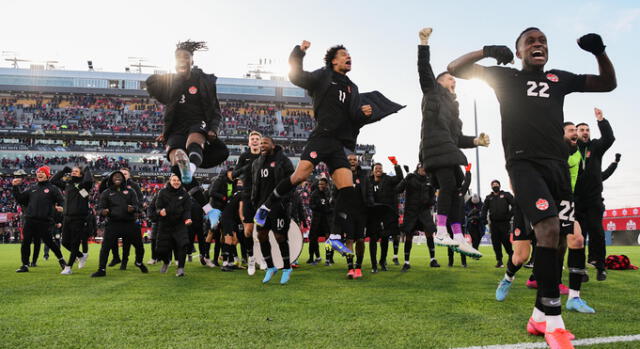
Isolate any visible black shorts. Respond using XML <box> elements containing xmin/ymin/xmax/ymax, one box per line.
<box><xmin>262</xmin><ymin>202</ymin><xmax>291</xmax><ymax>236</ymax></box>
<box><xmin>347</xmin><ymin>211</ymin><xmax>367</xmax><ymax>240</ymax></box>
<box><xmin>166</xmin><ymin>122</ymin><xmax>208</xmax><ymax>157</ymax></box>
<box><xmin>300</xmin><ymin>137</ymin><xmax>350</xmax><ymax>174</ymax></box>
<box><xmin>512</xmin><ymin>203</ymin><xmax>534</xmax><ymax>241</ymax></box>
<box><xmin>242</xmin><ymin>198</ymin><xmax>255</xmax><ymax>224</ymax></box>
<box><xmin>221</xmin><ymin>215</ymin><xmax>241</xmax><ymax>237</ymax></box>
<box><xmin>401</xmin><ymin>210</ymin><xmax>436</xmax><ymax>234</ymax></box>
<box><xmin>507</xmin><ymin>159</ymin><xmax>574</xmax><ymax>236</ymax></box>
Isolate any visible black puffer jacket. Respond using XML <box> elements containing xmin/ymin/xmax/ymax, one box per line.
<box><xmin>396</xmin><ymin>172</ymin><xmax>435</xmax><ymax>211</ymax></box>
<box><xmin>51</xmin><ymin>167</ymin><xmax>94</xmax><ymax>219</ymax></box>
<box><xmin>418</xmin><ymin>45</ymin><xmax>476</xmax><ymax>170</ymax></box>
<box><xmin>575</xmin><ymin>119</ymin><xmax>615</xmax><ymax>206</ymax></box>
<box><xmin>156</xmin><ymin>185</ymin><xmax>191</xmax><ymax>227</ymax></box>
<box><xmin>98</xmin><ymin>171</ymin><xmax>139</xmax><ymax>222</ymax></box>
<box><xmin>12</xmin><ymin>180</ymin><xmax>63</xmax><ymax>222</ymax></box>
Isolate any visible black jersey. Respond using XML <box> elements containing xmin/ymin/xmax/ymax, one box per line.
<box><xmin>482</xmin><ymin>67</ymin><xmax>586</xmax><ymax>162</ymax></box>
<box><xmin>174</xmin><ymin>74</ymin><xmax>206</xmax><ymax>128</ymax></box>
<box><xmin>310</xmin><ymin>71</ymin><xmax>355</xmax><ymax>146</ymax></box>
<box><xmin>256</xmin><ymin>153</ymin><xmax>277</xmax><ymax>205</ymax></box>
<box><xmin>372</xmin><ymin>180</ymin><xmax>384</xmax><ymax>203</ymax></box>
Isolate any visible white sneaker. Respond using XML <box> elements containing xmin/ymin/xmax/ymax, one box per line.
<box><xmin>247</xmin><ymin>256</ymin><xmax>256</xmax><ymax>276</ymax></box>
<box><xmin>434</xmin><ymin>226</ymin><xmax>460</xmax><ymax>247</ymax></box>
<box><xmin>78</xmin><ymin>254</ymin><xmax>89</xmax><ymax>269</ymax></box>
<box><xmin>259</xmin><ymin>261</ymin><xmax>267</xmax><ymax>270</ymax></box>
<box><xmin>160</xmin><ymin>263</ymin><xmax>169</xmax><ymax>273</ymax></box>
<box><xmin>204</xmin><ymin>258</ymin><xmax>215</xmax><ymax>268</ymax></box>
<box><xmin>61</xmin><ymin>266</ymin><xmax>72</xmax><ymax>275</ymax></box>
<box><xmin>147</xmin><ymin>259</ymin><xmax>157</xmax><ymax>265</ymax></box>
<box><xmin>453</xmin><ymin>234</ymin><xmax>483</xmax><ymax>259</ymax></box>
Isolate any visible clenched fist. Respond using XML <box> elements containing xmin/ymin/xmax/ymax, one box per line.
<box><xmin>11</xmin><ymin>178</ymin><xmax>22</xmax><ymax>186</ymax></box>
<box><xmin>361</xmin><ymin>105</ymin><xmax>372</xmax><ymax>117</ymax></box>
<box><xmin>419</xmin><ymin>28</ymin><xmax>433</xmax><ymax>45</ymax></box>
<box><xmin>474</xmin><ymin>133</ymin><xmax>490</xmax><ymax>147</ymax></box>
<box><xmin>160</xmin><ymin>209</ymin><xmax>167</xmax><ymax>217</ymax></box>
<box><xmin>300</xmin><ymin>40</ymin><xmax>311</xmax><ymax>52</ymax></box>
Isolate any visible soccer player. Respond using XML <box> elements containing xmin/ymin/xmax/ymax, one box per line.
<box><xmin>397</xmin><ymin>164</ymin><xmax>439</xmax><ymax>270</ymax></box>
<box><xmin>449</xmin><ymin>27</ymin><xmax>616</xmax><ymax>347</ymax></box>
<box><xmin>146</xmin><ymin>40</ymin><xmax>227</xmax><ymax>185</ymax></box>
<box><xmin>370</xmin><ymin>160</ymin><xmax>403</xmax><ymax>267</ymax></box>
<box><xmin>575</xmin><ymin>107</ymin><xmax>615</xmax><ymax>281</ymax></box>
<box><xmin>235</xmin><ymin>131</ymin><xmax>262</xmax><ymax>274</ymax></box>
<box><xmin>253</xmin><ymin>40</ymin><xmax>401</xmax><ymax>252</ymax></box>
<box><xmin>344</xmin><ymin>154</ymin><xmax>369</xmax><ymax>278</ymax></box>
<box><xmin>481</xmin><ymin>180</ymin><xmax>515</xmax><ymax>268</ymax></box>
<box><xmin>208</xmin><ymin>168</ymin><xmax>235</xmax><ymax>266</ymax></box>
<box><xmin>92</xmin><ymin>171</ymin><xmax>148</xmax><ymax>277</ymax></box>
<box><xmin>220</xmin><ymin>179</ymin><xmax>244</xmax><ymax>272</ymax></box>
<box><xmin>156</xmin><ymin>174</ymin><xmax>192</xmax><ymax>277</ymax></box>
<box><xmin>308</xmin><ymin>178</ymin><xmax>332</xmax><ymax>265</ymax></box>
<box><xmin>12</xmin><ymin>166</ymin><xmax>67</xmax><ymax>273</ymax></box>
<box><xmin>416</xmin><ymin>28</ymin><xmax>488</xmax><ymax>258</ymax></box>
<box><xmin>50</xmin><ymin>166</ymin><xmax>94</xmax><ymax>274</ymax></box>
<box><xmin>465</xmin><ymin>194</ymin><xmax>485</xmax><ymax>250</ymax></box>
<box><xmin>251</xmin><ymin>137</ymin><xmax>295</xmax><ymax>284</ymax></box>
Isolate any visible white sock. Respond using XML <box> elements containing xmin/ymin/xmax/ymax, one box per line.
<box><xmin>436</xmin><ymin>225</ymin><xmax>448</xmax><ymax>237</ymax></box>
<box><xmin>545</xmin><ymin>315</ymin><xmax>565</xmax><ymax>332</ymax></box>
<box><xmin>569</xmin><ymin>289</ymin><xmax>580</xmax><ymax>299</ymax></box>
<box><xmin>504</xmin><ymin>273</ymin><xmax>514</xmax><ymax>282</ymax></box>
<box><xmin>532</xmin><ymin>307</ymin><xmax>545</xmax><ymax>322</ymax></box>
<box><xmin>430</xmin><ymin>258</ymin><xmax>436</xmax><ymax>262</ymax></box>
<box><xmin>405</xmin><ymin>261</ymin><xmax>410</xmax><ymax>265</ymax></box>
<box><xmin>393</xmin><ymin>254</ymin><xmax>398</xmax><ymax>259</ymax></box>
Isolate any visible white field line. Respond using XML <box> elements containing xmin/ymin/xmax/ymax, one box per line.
<box><xmin>452</xmin><ymin>334</ymin><xmax>640</xmax><ymax>349</ymax></box>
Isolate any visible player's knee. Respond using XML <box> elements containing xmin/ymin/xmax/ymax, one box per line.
<box><xmin>567</xmin><ymin>234</ymin><xmax>584</xmax><ymax>249</ymax></box>
<box><xmin>534</xmin><ymin>217</ymin><xmax>559</xmax><ymax>248</ymax></box>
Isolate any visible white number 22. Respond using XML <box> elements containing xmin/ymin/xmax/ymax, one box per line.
<box><xmin>526</xmin><ymin>81</ymin><xmax>550</xmax><ymax>98</ymax></box>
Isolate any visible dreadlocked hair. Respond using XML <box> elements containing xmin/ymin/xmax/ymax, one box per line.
<box><xmin>176</xmin><ymin>40</ymin><xmax>208</xmax><ymax>54</ymax></box>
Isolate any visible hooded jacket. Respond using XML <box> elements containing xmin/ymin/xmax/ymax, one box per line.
<box><xmin>51</xmin><ymin>166</ymin><xmax>94</xmax><ymax>219</ymax></box>
<box><xmin>12</xmin><ymin>179</ymin><xmax>63</xmax><ymax>222</ymax></box>
<box><xmin>155</xmin><ymin>184</ymin><xmax>191</xmax><ymax>227</ymax></box>
<box><xmin>575</xmin><ymin>119</ymin><xmax>615</xmax><ymax>206</ymax></box>
<box><xmin>146</xmin><ymin>67</ymin><xmax>222</xmax><ymax>139</ymax></box>
<box><xmin>396</xmin><ymin>172</ymin><xmax>435</xmax><ymax>212</ymax></box>
<box><xmin>209</xmin><ymin>172</ymin><xmax>235</xmax><ymax>210</ymax></box>
<box><xmin>251</xmin><ymin>145</ymin><xmax>294</xmax><ymax>207</ymax></box>
<box><xmin>417</xmin><ymin>45</ymin><xmax>476</xmax><ymax>170</ymax></box>
<box><xmin>98</xmin><ymin>171</ymin><xmax>139</xmax><ymax>223</ymax></box>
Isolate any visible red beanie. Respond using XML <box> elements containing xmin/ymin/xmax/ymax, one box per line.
<box><xmin>36</xmin><ymin>166</ymin><xmax>51</xmax><ymax>178</ymax></box>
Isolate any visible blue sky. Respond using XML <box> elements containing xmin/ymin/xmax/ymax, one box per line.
<box><xmin>2</xmin><ymin>0</ymin><xmax>639</xmax><ymax>208</ymax></box>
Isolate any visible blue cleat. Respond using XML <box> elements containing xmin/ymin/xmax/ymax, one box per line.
<box><xmin>254</xmin><ymin>205</ymin><xmax>270</xmax><ymax>227</ymax></box>
<box><xmin>262</xmin><ymin>267</ymin><xmax>278</xmax><ymax>284</ymax></box>
<box><xmin>566</xmin><ymin>297</ymin><xmax>595</xmax><ymax>313</ymax></box>
<box><xmin>175</xmin><ymin>150</ymin><xmax>193</xmax><ymax>184</ymax></box>
<box><xmin>495</xmin><ymin>278</ymin><xmax>513</xmax><ymax>301</ymax></box>
<box><xmin>206</xmin><ymin>209</ymin><xmax>222</xmax><ymax>229</ymax></box>
<box><xmin>280</xmin><ymin>268</ymin><xmax>292</xmax><ymax>285</ymax></box>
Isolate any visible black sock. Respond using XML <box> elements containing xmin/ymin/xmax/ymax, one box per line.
<box><xmin>393</xmin><ymin>238</ymin><xmax>399</xmax><ymax>256</ymax></box>
<box><xmin>260</xmin><ymin>240</ymin><xmax>274</xmax><ymax>268</ymax></box>
<box><xmin>369</xmin><ymin>236</ymin><xmax>378</xmax><ymax>267</ymax></box>
<box><xmin>568</xmin><ymin>248</ymin><xmax>585</xmax><ymax>291</ymax></box>
<box><xmin>404</xmin><ymin>235</ymin><xmax>412</xmax><ymax>262</ymax></box>
<box><xmin>277</xmin><ymin>239</ymin><xmax>290</xmax><ymax>269</ymax></box>
<box><xmin>221</xmin><ymin>244</ymin><xmax>230</xmax><ymax>264</ymax></box>
<box><xmin>355</xmin><ymin>241</ymin><xmax>364</xmax><ymax>269</ymax></box>
<box><xmin>506</xmin><ymin>259</ymin><xmax>522</xmax><ymax>278</ymax></box>
<box><xmin>427</xmin><ymin>235</ymin><xmax>436</xmax><ymax>259</ymax></box>
<box><xmin>534</xmin><ymin>247</ymin><xmax>561</xmax><ymax>316</ymax></box>
<box><xmin>187</xmin><ymin>143</ymin><xmax>203</xmax><ymax>167</ymax></box>
<box><xmin>346</xmin><ymin>255</ymin><xmax>354</xmax><ymax>270</ymax></box>
<box><xmin>380</xmin><ymin>239</ymin><xmax>389</xmax><ymax>263</ymax></box>
<box><xmin>245</xmin><ymin>236</ymin><xmax>254</xmax><ymax>257</ymax></box>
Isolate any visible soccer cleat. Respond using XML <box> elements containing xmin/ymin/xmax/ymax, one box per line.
<box><xmin>527</xmin><ymin>317</ymin><xmax>546</xmax><ymax>336</ymax></box>
<box><xmin>262</xmin><ymin>267</ymin><xmax>278</xmax><ymax>283</ymax></box>
<box><xmin>354</xmin><ymin>269</ymin><xmax>363</xmax><ymax>279</ymax></box>
<box><xmin>545</xmin><ymin>328</ymin><xmax>575</xmax><ymax>349</ymax></box>
<box><xmin>91</xmin><ymin>269</ymin><xmax>106</xmax><ymax>277</ymax></box>
<box><xmin>526</xmin><ymin>279</ymin><xmax>538</xmax><ymax>289</ymax></box>
<box><xmin>280</xmin><ymin>268</ymin><xmax>292</xmax><ymax>284</ymax></box>
<box><xmin>187</xmin><ymin>254</ymin><xmax>193</xmax><ymax>263</ymax></box>
<box><xmin>596</xmin><ymin>269</ymin><xmax>607</xmax><ymax>281</ymax></box>
<box><xmin>371</xmin><ymin>267</ymin><xmax>378</xmax><ymax>274</ymax></box>
<box><xmin>566</xmin><ymin>297</ymin><xmax>595</xmax><ymax>313</ymax></box>
<box><xmin>147</xmin><ymin>259</ymin><xmax>158</xmax><ymax>265</ymax></box>
<box><xmin>78</xmin><ymin>254</ymin><xmax>88</xmax><ymax>269</ymax></box>
<box><xmin>259</xmin><ymin>261</ymin><xmax>267</xmax><ymax>270</ymax></box>
<box><xmin>44</xmin><ymin>255</ymin><xmax>49</xmax><ymax>261</ymax></box>
<box><xmin>204</xmin><ymin>258</ymin><xmax>216</xmax><ymax>268</ymax></box>
<box><xmin>452</xmin><ymin>235</ymin><xmax>482</xmax><ymax>259</ymax></box>
<box><xmin>392</xmin><ymin>257</ymin><xmax>400</xmax><ymax>265</ymax></box>
<box><xmin>136</xmin><ymin>262</ymin><xmax>148</xmax><ymax>273</ymax></box>
<box><xmin>324</xmin><ymin>260</ymin><xmax>331</xmax><ymax>267</ymax></box>
<box><xmin>430</xmin><ymin>259</ymin><xmax>441</xmax><ymax>268</ymax></box>
<box><xmin>176</xmin><ymin>268</ymin><xmax>185</xmax><ymax>277</ymax></box>
<box><xmin>160</xmin><ymin>263</ymin><xmax>169</xmax><ymax>273</ymax></box>
<box><xmin>434</xmin><ymin>228</ymin><xmax>460</xmax><ymax>247</ymax></box>
<box><xmin>206</xmin><ymin>209</ymin><xmax>222</xmax><ymax>230</ymax></box>
<box><xmin>347</xmin><ymin>269</ymin><xmax>356</xmax><ymax>279</ymax></box>
<box><xmin>495</xmin><ymin>279</ymin><xmax>513</xmax><ymax>301</ymax></box>
<box><xmin>30</xmin><ymin>262</ymin><xmax>37</xmax><ymax>267</ymax></box>
<box><xmin>58</xmin><ymin>259</ymin><xmax>67</xmax><ymax>270</ymax></box>
<box><xmin>221</xmin><ymin>264</ymin><xmax>233</xmax><ymax>272</ymax></box>
<box><xmin>305</xmin><ymin>259</ymin><xmax>314</xmax><ymax>264</ymax></box>
<box><xmin>582</xmin><ymin>273</ymin><xmax>589</xmax><ymax>283</ymax></box>
<box><xmin>119</xmin><ymin>262</ymin><xmax>127</xmax><ymax>270</ymax></box>
<box><xmin>61</xmin><ymin>266</ymin><xmax>72</xmax><ymax>275</ymax></box>
<box><xmin>108</xmin><ymin>258</ymin><xmax>121</xmax><ymax>267</ymax></box>
<box><xmin>379</xmin><ymin>261</ymin><xmax>388</xmax><ymax>271</ymax></box>
<box><xmin>253</xmin><ymin>205</ymin><xmax>270</xmax><ymax>227</ymax></box>
<box><xmin>559</xmin><ymin>284</ymin><xmax>569</xmax><ymax>295</ymax></box>
<box><xmin>247</xmin><ymin>257</ymin><xmax>256</xmax><ymax>276</ymax></box>
<box><xmin>326</xmin><ymin>239</ymin><xmax>353</xmax><ymax>257</ymax></box>
<box><xmin>495</xmin><ymin>261</ymin><xmax>504</xmax><ymax>268</ymax></box>
<box><xmin>16</xmin><ymin>265</ymin><xmax>29</xmax><ymax>273</ymax></box>
<box><xmin>401</xmin><ymin>263</ymin><xmax>411</xmax><ymax>272</ymax></box>
<box><xmin>175</xmin><ymin>150</ymin><xmax>193</xmax><ymax>184</ymax></box>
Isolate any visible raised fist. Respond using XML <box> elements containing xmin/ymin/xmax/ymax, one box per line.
<box><xmin>300</xmin><ymin>40</ymin><xmax>311</xmax><ymax>52</ymax></box>
<box><xmin>474</xmin><ymin>133</ymin><xmax>490</xmax><ymax>147</ymax></box>
<box><xmin>578</xmin><ymin>33</ymin><xmax>606</xmax><ymax>56</ymax></box>
<box><xmin>11</xmin><ymin>178</ymin><xmax>22</xmax><ymax>186</ymax></box>
<box><xmin>419</xmin><ymin>28</ymin><xmax>433</xmax><ymax>45</ymax></box>
<box><xmin>160</xmin><ymin>209</ymin><xmax>167</xmax><ymax>217</ymax></box>
<box><xmin>483</xmin><ymin>46</ymin><xmax>514</xmax><ymax>65</ymax></box>
<box><xmin>594</xmin><ymin>107</ymin><xmax>604</xmax><ymax>121</ymax></box>
<box><xmin>361</xmin><ymin>104</ymin><xmax>372</xmax><ymax>117</ymax></box>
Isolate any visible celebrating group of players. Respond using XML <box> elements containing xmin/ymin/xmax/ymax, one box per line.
<box><xmin>9</xmin><ymin>26</ymin><xmax>619</xmax><ymax>349</ymax></box>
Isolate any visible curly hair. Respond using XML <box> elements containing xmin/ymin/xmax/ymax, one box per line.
<box><xmin>175</xmin><ymin>40</ymin><xmax>208</xmax><ymax>54</ymax></box>
<box><xmin>324</xmin><ymin>45</ymin><xmax>346</xmax><ymax>68</ymax></box>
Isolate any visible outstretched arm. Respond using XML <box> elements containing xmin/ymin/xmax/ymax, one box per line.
<box><xmin>448</xmin><ymin>46</ymin><xmax>513</xmax><ymax>79</ymax></box>
<box><xmin>417</xmin><ymin>28</ymin><xmax>437</xmax><ymax>93</ymax></box>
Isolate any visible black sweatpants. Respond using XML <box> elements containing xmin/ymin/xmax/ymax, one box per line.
<box><xmin>21</xmin><ymin>218</ymin><xmax>63</xmax><ymax>266</ymax></box>
<box><xmin>490</xmin><ymin>221</ymin><xmax>513</xmax><ymax>263</ymax></box>
<box><xmin>467</xmin><ymin>221</ymin><xmax>484</xmax><ymax>250</ymax></box>
<box><xmin>157</xmin><ymin>224</ymin><xmax>189</xmax><ymax>268</ymax></box>
<box><xmin>98</xmin><ymin>222</ymin><xmax>144</xmax><ymax>270</ymax></box>
<box><xmin>431</xmin><ymin>166</ymin><xmax>464</xmax><ymax>221</ymax></box>
<box><xmin>577</xmin><ymin>203</ymin><xmax>606</xmax><ymax>270</ymax></box>
<box><xmin>188</xmin><ymin>218</ymin><xmax>210</xmax><ymax>259</ymax></box>
<box><xmin>62</xmin><ymin>218</ymin><xmax>87</xmax><ymax>267</ymax></box>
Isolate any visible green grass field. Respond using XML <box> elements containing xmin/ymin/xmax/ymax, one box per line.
<box><xmin>0</xmin><ymin>243</ymin><xmax>639</xmax><ymax>348</ymax></box>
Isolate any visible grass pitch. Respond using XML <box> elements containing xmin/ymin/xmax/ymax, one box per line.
<box><xmin>0</xmin><ymin>244</ymin><xmax>638</xmax><ymax>348</ymax></box>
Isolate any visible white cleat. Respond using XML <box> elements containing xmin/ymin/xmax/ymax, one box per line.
<box><xmin>452</xmin><ymin>235</ymin><xmax>483</xmax><ymax>259</ymax></box>
<box><xmin>147</xmin><ymin>259</ymin><xmax>157</xmax><ymax>265</ymax></box>
<box><xmin>78</xmin><ymin>254</ymin><xmax>89</xmax><ymax>269</ymax></box>
<box><xmin>434</xmin><ymin>227</ymin><xmax>460</xmax><ymax>247</ymax></box>
<box><xmin>204</xmin><ymin>258</ymin><xmax>216</xmax><ymax>268</ymax></box>
<box><xmin>60</xmin><ymin>266</ymin><xmax>72</xmax><ymax>275</ymax></box>
<box><xmin>259</xmin><ymin>261</ymin><xmax>267</xmax><ymax>270</ymax></box>
<box><xmin>247</xmin><ymin>256</ymin><xmax>256</xmax><ymax>276</ymax></box>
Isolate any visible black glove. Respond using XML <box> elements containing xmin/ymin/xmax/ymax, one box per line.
<box><xmin>578</xmin><ymin>33</ymin><xmax>606</xmax><ymax>56</ymax></box>
<box><xmin>403</xmin><ymin>165</ymin><xmax>410</xmax><ymax>173</ymax></box>
<box><xmin>483</xmin><ymin>45</ymin><xmax>513</xmax><ymax>65</ymax></box>
<box><xmin>615</xmin><ymin>153</ymin><xmax>621</xmax><ymax>162</ymax></box>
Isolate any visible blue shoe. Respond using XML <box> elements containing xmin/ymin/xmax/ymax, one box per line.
<box><xmin>262</xmin><ymin>267</ymin><xmax>278</xmax><ymax>284</ymax></box>
<box><xmin>175</xmin><ymin>150</ymin><xmax>193</xmax><ymax>184</ymax></box>
<box><xmin>254</xmin><ymin>205</ymin><xmax>270</xmax><ymax>227</ymax></box>
<box><xmin>206</xmin><ymin>209</ymin><xmax>222</xmax><ymax>229</ymax></box>
<box><xmin>280</xmin><ymin>268</ymin><xmax>292</xmax><ymax>285</ymax></box>
<box><xmin>566</xmin><ymin>297</ymin><xmax>595</xmax><ymax>313</ymax></box>
<box><xmin>495</xmin><ymin>278</ymin><xmax>512</xmax><ymax>301</ymax></box>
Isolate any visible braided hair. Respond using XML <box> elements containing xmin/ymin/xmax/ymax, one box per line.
<box><xmin>175</xmin><ymin>40</ymin><xmax>208</xmax><ymax>54</ymax></box>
